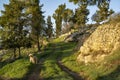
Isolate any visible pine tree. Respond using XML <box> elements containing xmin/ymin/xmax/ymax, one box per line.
<box><xmin>62</xmin><ymin>8</ymin><xmax>73</xmax><ymax>33</ymax></box>
<box><xmin>69</xmin><ymin>0</ymin><xmax>110</xmax><ymax>6</ymax></box>
<box><xmin>75</xmin><ymin>4</ymin><xmax>89</xmax><ymax>27</ymax></box>
<box><xmin>26</xmin><ymin>0</ymin><xmax>45</xmax><ymax>52</ymax></box>
<box><xmin>46</xmin><ymin>16</ymin><xmax>53</xmax><ymax>38</ymax></box>
<box><xmin>69</xmin><ymin>0</ymin><xmax>89</xmax><ymax>29</ymax></box>
<box><xmin>53</xmin><ymin>4</ymin><xmax>66</xmax><ymax>37</ymax></box>
<box><xmin>92</xmin><ymin>1</ymin><xmax>114</xmax><ymax>23</ymax></box>
<box><xmin>0</xmin><ymin>0</ymin><xmax>28</xmax><ymax>58</ymax></box>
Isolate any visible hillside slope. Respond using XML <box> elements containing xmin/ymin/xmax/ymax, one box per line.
<box><xmin>1</xmin><ymin>24</ymin><xmax>120</xmax><ymax>80</ymax></box>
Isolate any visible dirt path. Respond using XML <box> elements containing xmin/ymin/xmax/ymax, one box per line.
<box><xmin>26</xmin><ymin>44</ymin><xmax>56</xmax><ymax>80</ymax></box>
<box><xmin>24</xmin><ymin>61</ymin><xmax>43</xmax><ymax>80</ymax></box>
<box><xmin>25</xmin><ymin>42</ymin><xmax>83</xmax><ymax>80</ymax></box>
<box><xmin>55</xmin><ymin>43</ymin><xmax>84</xmax><ymax>80</ymax></box>
<box><xmin>57</xmin><ymin>60</ymin><xmax>84</xmax><ymax>80</ymax></box>
<box><xmin>27</xmin><ymin>64</ymin><xmax>43</xmax><ymax>80</ymax></box>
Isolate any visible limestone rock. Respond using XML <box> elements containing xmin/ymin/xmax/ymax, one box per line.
<box><xmin>77</xmin><ymin>23</ymin><xmax>120</xmax><ymax>64</ymax></box>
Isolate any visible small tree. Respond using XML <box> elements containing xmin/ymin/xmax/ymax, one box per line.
<box><xmin>26</xmin><ymin>0</ymin><xmax>45</xmax><ymax>52</ymax></box>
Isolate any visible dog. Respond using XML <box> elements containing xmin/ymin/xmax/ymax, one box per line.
<box><xmin>29</xmin><ymin>54</ymin><xmax>38</xmax><ymax>64</ymax></box>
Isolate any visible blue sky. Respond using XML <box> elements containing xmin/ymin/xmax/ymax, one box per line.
<box><xmin>41</xmin><ymin>0</ymin><xmax>120</xmax><ymax>24</ymax></box>
<box><xmin>0</xmin><ymin>0</ymin><xmax>120</xmax><ymax>24</ymax></box>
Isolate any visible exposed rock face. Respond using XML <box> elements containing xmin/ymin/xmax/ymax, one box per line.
<box><xmin>77</xmin><ymin>23</ymin><xmax>120</xmax><ymax>64</ymax></box>
<box><xmin>64</xmin><ymin>25</ymin><xmax>97</xmax><ymax>43</ymax></box>
<box><xmin>64</xmin><ymin>32</ymin><xmax>83</xmax><ymax>42</ymax></box>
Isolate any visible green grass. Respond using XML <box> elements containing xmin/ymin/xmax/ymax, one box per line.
<box><xmin>96</xmin><ymin>50</ymin><xmax>120</xmax><ymax>80</ymax></box>
<box><xmin>0</xmin><ymin>47</ymin><xmax>39</xmax><ymax>79</ymax></box>
<box><xmin>61</xmin><ymin>44</ymin><xmax>120</xmax><ymax>80</ymax></box>
<box><xmin>41</xmin><ymin>60</ymin><xmax>73</xmax><ymax>80</ymax></box>
<box><xmin>1</xmin><ymin>33</ymin><xmax>120</xmax><ymax>80</ymax></box>
<box><xmin>40</xmin><ymin>42</ymin><xmax>73</xmax><ymax>80</ymax></box>
<box><xmin>0</xmin><ymin>58</ymin><xmax>31</xmax><ymax>79</ymax></box>
<box><xmin>0</xmin><ymin>33</ymin><xmax>74</xmax><ymax>80</ymax></box>
<box><xmin>51</xmin><ymin>32</ymin><xmax>120</xmax><ymax>80</ymax></box>
<box><xmin>45</xmin><ymin>36</ymin><xmax>79</xmax><ymax>78</ymax></box>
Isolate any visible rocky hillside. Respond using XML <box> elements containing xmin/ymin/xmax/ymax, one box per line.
<box><xmin>77</xmin><ymin>23</ymin><xmax>120</xmax><ymax>64</ymax></box>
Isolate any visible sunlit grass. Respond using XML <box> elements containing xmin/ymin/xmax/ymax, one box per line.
<box><xmin>41</xmin><ymin>60</ymin><xmax>73</xmax><ymax>80</ymax></box>
<box><xmin>61</xmin><ymin>45</ymin><xmax>120</xmax><ymax>80</ymax></box>
<box><xmin>40</xmin><ymin>42</ymin><xmax>73</xmax><ymax>80</ymax></box>
<box><xmin>0</xmin><ymin>58</ymin><xmax>31</xmax><ymax>79</ymax></box>
<box><xmin>1</xmin><ymin>33</ymin><xmax>120</xmax><ymax>80</ymax></box>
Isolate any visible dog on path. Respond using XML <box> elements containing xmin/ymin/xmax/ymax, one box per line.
<box><xmin>29</xmin><ymin>54</ymin><xmax>38</xmax><ymax>64</ymax></box>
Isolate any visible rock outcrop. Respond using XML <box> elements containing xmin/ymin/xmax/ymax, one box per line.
<box><xmin>64</xmin><ymin>32</ymin><xmax>83</xmax><ymax>42</ymax></box>
<box><xmin>64</xmin><ymin>25</ymin><xmax>97</xmax><ymax>43</ymax></box>
<box><xmin>77</xmin><ymin>23</ymin><xmax>120</xmax><ymax>64</ymax></box>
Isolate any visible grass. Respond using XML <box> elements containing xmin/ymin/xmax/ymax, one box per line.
<box><xmin>51</xmin><ymin>31</ymin><xmax>120</xmax><ymax>80</ymax></box>
<box><xmin>61</xmin><ymin>45</ymin><xmax>120</xmax><ymax>80</ymax></box>
<box><xmin>0</xmin><ymin>47</ymin><xmax>39</xmax><ymax>79</ymax></box>
<box><xmin>1</xmin><ymin>32</ymin><xmax>120</xmax><ymax>80</ymax></box>
<box><xmin>41</xmin><ymin>60</ymin><xmax>73</xmax><ymax>80</ymax></box>
<box><xmin>0</xmin><ymin>58</ymin><xmax>31</xmax><ymax>79</ymax></box>
<box><xmin>96</xmin><ymin>50</ymin><xmax>120</xmax><ymax>80</ymax></box>
<box><xmin>40</xmin><ymin>42</ymin><xmax>73</xmax><ymax>80</ymax></box>
<box><xmin>39</xmin><ymin>34</ymin><xmax>78</xmax><ymax>80</ymax></box>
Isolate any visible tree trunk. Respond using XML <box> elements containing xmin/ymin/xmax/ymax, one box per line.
<box><xmin>18</xmin><ymin>47</ymin><xmax>21</xmax><ymax>58</ymax></box>
<box><xmin>13</xmin><ymin>48</ymin><xmax>16</xmax><ymax>59</ymax></box>
<box><xmin>37</xmin><ymin>34</ymin><xmax>40</xmax><ymax>52</ymax></box>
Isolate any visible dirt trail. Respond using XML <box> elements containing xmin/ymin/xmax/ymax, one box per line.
<box><xmin>24</xmin><ymin>61</ymin><xmax>43</xmax><ymax>80</ymax></box>
<box><xmin>57</xmin><ymin>60</ymin><xmax>84</xmax><ymax>80</ymax></box>
<box><xmin>26</xmin><ymin>42</ymin><xmax>84</xmax><ymax>80</ymax></box>
<box><xmin>55</xmin><ymin>43</ymin><xmax>84</xmax><ymax>80</ymax></box>
<box><xmin>27</xmin><ymin>64</ymin><xmax>43</xmax><ymax>80</ymax></box>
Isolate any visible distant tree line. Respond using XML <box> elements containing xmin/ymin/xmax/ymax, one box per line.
<box><xmin>52</xmin><ymin>0</ymin><xmax>114</xmax><ymax>36</ymax></box>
